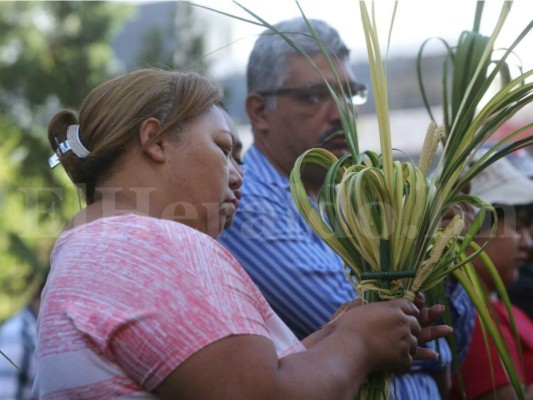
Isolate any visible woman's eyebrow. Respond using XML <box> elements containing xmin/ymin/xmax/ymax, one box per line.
<box><xmin>216</xmin><ymin>129</ymin><xmax>234</xmax><ymax>145</ymax></box>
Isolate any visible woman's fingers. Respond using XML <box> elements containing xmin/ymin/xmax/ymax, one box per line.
<box><xmin>414</xmin><ymin>347</ymin><xmax>439</xmax><ymax>360</ymax></box>
<box><xmin>419</xmin><ymin>304</ymin><xmax>445</xmax><ymax>327</ymax></box>
<box><xmin>408</xmin><ymin>301</ymin><xmax>453</xmax><ymax>359</ymax></box>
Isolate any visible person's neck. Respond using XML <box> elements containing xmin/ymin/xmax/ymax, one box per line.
<box><xmin>254</xmin><ymin>141</ymin><xmax>323</xmax><ymax>202</ymax></box>
<box><xmin>255</xmin><ymin>141</ymin><xmax>293</xmax><ymax>179</ymax></box>
<box><xmin>67</xmin><ymin>192</ymin><xmax>152</xmax><ymax>231</ymax></box>
<box><xmin>480</xmin><ymin>280</ymin><xmax>497</xmax><ymax>300</ymax></box>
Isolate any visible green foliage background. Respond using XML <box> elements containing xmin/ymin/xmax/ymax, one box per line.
<box><xmin>0</xmin><ymin>1</ymin><xmax>206</xmax><ymax>321</ymax></box>
<box><xmin>0</xmin><ymin>1</ymin><xmax>133</xmax><ymax>320</ymax></box>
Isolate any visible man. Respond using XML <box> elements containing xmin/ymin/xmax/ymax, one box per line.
<box><xmin>219</xmin><ymin>17</ymin><xmax>474</xmax><ymax>398</ymax></box>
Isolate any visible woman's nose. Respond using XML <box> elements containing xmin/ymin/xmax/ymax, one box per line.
<box><xmin>229</xmin><ymin>158</ymin><xmax>243</xmax><ymax>190</ymax></box>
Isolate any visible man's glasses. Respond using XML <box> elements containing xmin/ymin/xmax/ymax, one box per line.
<box><xmin>257</xmin><ymin>81</ymin><xmax>368</xmax><ymax>106</ymax></box>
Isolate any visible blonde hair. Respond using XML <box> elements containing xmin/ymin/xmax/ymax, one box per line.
<box><xmin>48</xmin><ymin>68</ymin><xmax>223</xmax><ymax>203</ymax></box>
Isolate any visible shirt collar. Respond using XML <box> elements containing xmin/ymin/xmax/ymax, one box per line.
<box><xmin>243</xmin><ymin>144</ymin><xmax>290</xmax><ymax>190</ymax></box>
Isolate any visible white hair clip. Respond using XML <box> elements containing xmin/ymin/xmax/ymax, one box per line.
<box><xmin>48</xmin><ymin>125</ymin><xmax>90</xmax><ymax>169</ymax></box>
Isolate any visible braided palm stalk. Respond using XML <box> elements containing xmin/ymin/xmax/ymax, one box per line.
<box><xmin>287</xmin><ymin>1</ymin><xmax>532</xmax><ymax>398</ymax></box>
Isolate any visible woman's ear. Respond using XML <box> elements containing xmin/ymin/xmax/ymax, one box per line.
<box><xmin>246</xmin><ymin>93</ymin><xmax>270</xmax><ymax>132</ymax></box>
<box><xmin>139</xmin><ymin>117</ymin><xmax>166</xmax><ymax>163</ymax></box>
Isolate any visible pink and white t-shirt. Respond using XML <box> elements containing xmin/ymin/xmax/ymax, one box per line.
<box><xmin>34</xmin><ymin>215</ymin><xmax>304</xmax><ymax>399</ymax></box>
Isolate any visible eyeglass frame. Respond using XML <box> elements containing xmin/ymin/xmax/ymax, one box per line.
<box><xmin>256</xmin><ymin>81</ymin><xmax>368</xmax><ymax>106</ymax></box>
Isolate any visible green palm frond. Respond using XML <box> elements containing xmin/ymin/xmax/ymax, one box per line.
<box><xmin>198</xmin><ymin>1</ymin><xmax>531</xmax><ymax>398</ymax></box>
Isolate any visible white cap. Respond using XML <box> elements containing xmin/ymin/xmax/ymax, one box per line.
<box><xmin>470</xmin><ymin>151</ymin><xmax>533</xmax><ymax>206</ymax></box>
<box><xmin>506</xmin><ymin>148</ymin><xmax>533</xmax><ymax>178</ymax></box>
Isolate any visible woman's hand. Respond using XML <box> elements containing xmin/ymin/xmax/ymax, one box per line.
<box><xmin>413</xmin><ymin>293</ymin><xmax>453</xmax><ymax>360</ymax></box>
<box><xmin>308</xmin><ymin>296</ymin><xmax>452</xmax><ymax>366</ymax></box>
<box><xmin>325</xmin><ymin>298</ymin><xmax>420</xmax><ymax>374</ymax></box>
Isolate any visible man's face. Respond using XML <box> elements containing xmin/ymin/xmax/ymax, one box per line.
<box><xmin>260</xmin><ymin>53</ymin><xmax>361</xmax><ymax>177</ymax></box>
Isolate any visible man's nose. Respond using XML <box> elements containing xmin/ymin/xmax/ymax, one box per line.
<box><xmin>324</xmin><ymin>95</ymin><xmax>344</xmax><ymax>123</ymax></box>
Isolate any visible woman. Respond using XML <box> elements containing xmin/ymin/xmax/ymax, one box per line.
<box><xmin>221</xmin><ymin>106</ymin><xmax>243</xmax><ymax>229</ymax></box>
<box><xmin>35</xmin><ymin>68</ymin><xmax>450</xmax><ymax>399</ymax></box>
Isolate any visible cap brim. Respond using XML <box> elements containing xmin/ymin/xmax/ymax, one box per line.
<box><xmin>472</xmin><ymin>177</ymin><xmax>533</xmax><ymax>206</ymax></box>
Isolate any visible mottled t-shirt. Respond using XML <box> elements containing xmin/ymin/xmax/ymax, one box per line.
<box><xmin>34</xmin><ymin>215</ymin><xmax>304</xmax><ymax>399</ymax></box>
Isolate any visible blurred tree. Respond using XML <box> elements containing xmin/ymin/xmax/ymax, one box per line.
<box><xmin>173</xmin><ymin>2</ymin><xmax>206</xmax><ymax>72</ymax></box>
<box><xmin>0</xmin><ymin>1</ymin><xmax>134</xmax><ymax>320</ymax></box>
<box><xmin>136</xmin><ymin>26</ymin><xmax>176</xmax><ymax>69</ymax></box>
<box><xmin>134</xmin><ymin>2</ymin><xmax>207</xmax><ymax>72</ymax></box>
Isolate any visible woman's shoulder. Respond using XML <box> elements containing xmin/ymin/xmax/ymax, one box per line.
<box><xmin>52</xmin><ymin>215</ymin><xmax>251</xmax><ymax>292</ymax></box>
<box><xmin>58</xmin><ymin>214</ymin><xmax>206</xmax><ymax>244</ymax></box>
<box><xmin>53</xmin><ymin>215</ymin><xmax>204</xmax><ymax>267</ymax></box>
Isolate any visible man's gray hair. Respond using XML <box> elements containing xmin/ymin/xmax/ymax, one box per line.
<box><xmin>246</xmin><ymin>17</ymin><xmax>350</xmax><ymax>94</ymax></box>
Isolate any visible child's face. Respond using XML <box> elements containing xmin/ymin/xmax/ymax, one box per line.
<box><xmin>474</xmin><ymin>214</ymin><xmax>531</xmax><ymax>290</ymax></box>
<box><xmin>516</xmin><ymin>204</ymin><xmax>533</xmax><ymax>263</ymax></box>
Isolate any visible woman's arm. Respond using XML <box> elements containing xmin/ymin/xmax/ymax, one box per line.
<box><xmin>154</xmin><ymin>299</ymin><xmax>450</xmax><ymax>400</ymax></box>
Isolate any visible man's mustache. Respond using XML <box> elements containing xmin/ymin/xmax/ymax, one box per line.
<box><xmin>316</xmin><ymin>127</ymin><xmax>345</xmax><ymax>147</ymax></box>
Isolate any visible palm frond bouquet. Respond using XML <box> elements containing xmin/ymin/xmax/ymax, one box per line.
<box><xmin>282</xmin><ymin>1</ymin><xmax>532</xmax><ymax>399</ymax></box>
<box><xmin>200</xmin><ymin>0</ymin><xmax>532</xmax><ymax>398</ymax></box>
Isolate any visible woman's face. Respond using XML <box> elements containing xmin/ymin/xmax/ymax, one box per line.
<box><xmin>223</xmin><ymin>110</ymin><xmax>243</xmax><ymax>229</ymax></box>
<box><xmin>473</xmin><ymin>214</ymin><xmax>531</xmax><ymax>290</ymax></box>
<box><xmin>161</xmin><ymin>105</ymin><xmax>242</xmax><ymax>238</ymax></box>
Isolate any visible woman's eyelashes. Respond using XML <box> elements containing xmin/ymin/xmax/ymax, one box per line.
<box><xmin>217</xmin><ymin>140</ymin><xmax>232</xmax><ymax>158</ymax></box>
<box><xmin>221</xmin><ymin>144</ymin><xmax>232</xmax><ymax>158</ymax></box>
<box><xmin>216</xmin><ymin>134</ymin><xmax>234</xmax><ymax>159</ymax></box>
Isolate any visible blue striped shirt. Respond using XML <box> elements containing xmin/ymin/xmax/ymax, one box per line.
<box><xmin>219</xmin><ymin>144</ymin><xmax>474</xmax><ymax>399</ymax></box>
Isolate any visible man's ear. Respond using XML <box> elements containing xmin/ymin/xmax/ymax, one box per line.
<box><xmin>138</xmin><ymin>117</ymin><xmax>166</xmax><ymax>163</ymax></box>
<box><xmin>246</xmin><ymin>93</ymin><xmax>270</xmax><ymax>132</ymax></box>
